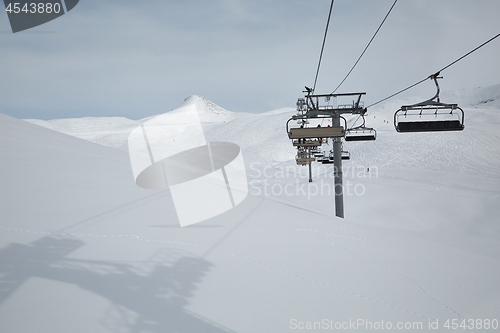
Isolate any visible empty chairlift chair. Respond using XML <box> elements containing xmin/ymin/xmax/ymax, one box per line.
<box><xmin>345</xmin><ymin>127</ymin><xmax>376</xmax><ymax>141</ymax></box>
<box><xmin>319</xmin><ymin>150</ymin><xmax>332</xmax><ymax>164</ymax></box>
<box><xmin>345</xmin><ymin>114</ymin><xmax>376</xmax><ymax>141</ymax></box>
<box><xmin>320</xmin><ymin>147</ymin><xmax>349</xmax><ymax>163</ymax></box>
<box><xmin>341</xmin><ymin>150</ymin><xmax>351</xmax><ymax>160</ymax></box>
<box><xmin>394</xmin><ymin>73</ymin><xmax>464</xmax><ymax>133</ymax></box>
<box><xmin>313</xmin><ymin>150</ymin><xmax>325</xmax><ymax>158</ymax></box>
<box><xmin>321</xmin><ymin>156</ymin><xmax>335</xmax><ymax>164</ymax></box>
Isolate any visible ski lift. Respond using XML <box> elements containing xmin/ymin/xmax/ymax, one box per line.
<box><xmin>314</xmin><ymin>152</ymin><xmax>325</xmax><ymax>158</ymax></box>
<box><xmin>309</xmin><ymin>147</ymin><xmax>321</xmax><ymax>156</ymax></box>
<box><xmin>292</xmin><ymin>139</ymin><xmax>322</xmax><ymax>147</ymax></box>
<box><xmin>295</xmin><ymin>148</ymin><xmax>314</xmax><ymax>166</ymax></box>
<box><xmin>286</xmin><ymin>117</ymin><xmax>346</xmax><ymax>139</ymax></box>
<box><xmin>339</xmin><ymin>143</ymin><xmax>350</xmax><ymax>160</ymax></box>
<box><xmin>341</xmin><ymin>150</ymin><xmax>351</xmax><ymax>160</ymax></box>
<box><xmin>321</xmin><ymin>156</ymin><xmax>335</xmax><ymax>164</ymax></box>
<box><xmin>319</xmin><ymin>149</ymin><xmax>349</xmax><ymax>164</ymax></box>
<box><xmin>312</xmin><ymin>148</ymin><xmax>324</xmax><ymax>157</ymax></box>
<box><xmin>296</xmin><ymin>157</ymin><xmax>315</xmax><ymax>165</ymax></box>
<box><xmin>345</xmin><ymin>113</ymin><xmax>377</xmax><ymax>141</ymax></box>
<box><xmin>345</xmin><ymin>115</ymin><xmax>376</xmax><ymax>141</ymax></box>
<box><xmin>317</xmin><ymin>151</ymin><xmax>333</xmax><ymax>164</ymax></box>
<box><xmin>394</xmin><ymin>73</ymin><xmax>464</xmax><ymax>132</ymax></box>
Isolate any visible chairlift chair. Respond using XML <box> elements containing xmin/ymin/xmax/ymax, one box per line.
<box><xmin>286</xmin><ymin>117</ymin><xmax>346</xmax><ymax>140</ymax></box>
<box><xmin>345</xmin><ymin>127</ymin><xmax>376</xmax><ymax>141</ymax></box>
<box><xmin>318</xmin><ymin>150</ymin><xmax>336</xmax><ymax>164</ymax></box>
<box><xmin>313</xmin><ymin>151</ymin><xmax>325</xmax><ymax>158</ymax></box>
<box><xmin>319</xmin><ymin>148</ymin><xmax>349</xmax><ymax>163</ymax></box>
<box><xmin>345</xmin><ymin>114</ymin><xmax>376</xmax><ymax>141</ymax></box>
<box><xmin>292</xmin><ymin>139</ymin><xmax>322</xmax><ymax>147</ymax></box>
<box><xmin>394</xmin><ymin>73</ymin><xmax>464</xmax><ymax>132</ymax></box>
<box><xmin>295</xmin><ymin>149</ymin><xmax>314</xmax><ymax>166</ymax></box>
<box><xmin>296</xmin><ymin>157</ymin><xmax>315</xmax><ymax>165</ymax></box>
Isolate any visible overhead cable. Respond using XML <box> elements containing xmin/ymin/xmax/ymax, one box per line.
<box><xmin>367</xmin><ymin>32</ymin><xmax>500</xmax><ymax>108</ymax></box>
<box><xmin>332</xmin><ymin>0</ymin><xmax>398</xmax><ymax>94</ymax></box>
<box><xmin>312</xmin><ymin>0</ymin><xmax>335</xmax><ymax>92</ymax></box>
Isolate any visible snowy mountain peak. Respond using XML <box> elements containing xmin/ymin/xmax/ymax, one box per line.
<box><xmin>181</xmin><ymin>95</ymin><xmax>235</xmax><ymax>124</ymax></box>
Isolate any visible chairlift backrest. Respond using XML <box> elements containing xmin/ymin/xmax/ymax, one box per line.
<box><xmin>341</xmin><ymin>150</ymin><xmax>351</xmax><ymax>160</ymax></box>
<box><xmin>345</xmin><ymin>113</ymin><xmax>377</xmax><ymax>141</ymax></box>
<box><xmin>292</xmin><ymin>139</ymin><xmax>322</xmax><ymax>147</ymax></box>
<box><xmin>288</xmin><ymin>126</ymin><xmax>344</xmax><ymax>139</ymax></box>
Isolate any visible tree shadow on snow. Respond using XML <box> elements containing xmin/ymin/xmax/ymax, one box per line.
<box><xmin>0</xmin><ymin>236</ymin><xmax>234</xmax><ymax>333</ymax></box>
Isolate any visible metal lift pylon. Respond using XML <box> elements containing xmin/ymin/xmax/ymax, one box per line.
<box><xmin>286</xmin><ymin>90</ymin><xmax>367</xmax><ymax>218</ymax></box>
<box><xmin>332</xmin><ymin>112</ymin><xmax>344</xmax><ymax>218</ymax></box>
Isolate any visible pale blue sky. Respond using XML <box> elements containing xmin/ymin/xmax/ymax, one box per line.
<box><xmin>1</xmin><ymin>0</ymin><xmax>499</xmax><ymax>119</ymax></box>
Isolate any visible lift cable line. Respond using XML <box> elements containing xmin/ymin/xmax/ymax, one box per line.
<box><xmin>332</xmin><ymin>0</ymin><xmax>398</xmax><ymax>94</ymax></box>
<box><xmin>367</xmin><ymin>32</ymin><xmax>500</xmax><ymax>109</ymax></box>
<box><xmin>286</xmin><ymin>10</ymin><xmax>499</xmax><ymax>221</ymax></box>
<box><xmin>312</xmin><ymin>0</ymin><xmax>335</xmax><ymax>92</ymax></box>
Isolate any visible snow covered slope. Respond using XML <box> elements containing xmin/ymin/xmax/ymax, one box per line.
<box><xmin>24</xmin><ymin>96</ymin><xmax>238</xmax><ymax>152</ymax></box>
<box><xmin>2</xmin><ymin>86</ymin><xmax>500</xmax><ymax>332</ymax></box>
<box><xmin>24</xmin><ymin>116</ymin><xmax>140</xmax><ymax>151</ymax></box>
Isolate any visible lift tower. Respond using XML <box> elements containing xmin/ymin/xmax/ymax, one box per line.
<box><xmin>286</xmin><ymin>91</ymin><xmax>367</xmax><ymax>218</ymax></box>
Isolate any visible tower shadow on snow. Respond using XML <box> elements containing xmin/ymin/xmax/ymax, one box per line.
<box><xmin>0</xmin><ymin>235</ymin><xmax>234</xmax><ymax>333</ymax></box>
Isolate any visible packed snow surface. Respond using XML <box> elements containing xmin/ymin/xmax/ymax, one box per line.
<box><xmin>1</xmin><ymin>86</ymin><xmax>499</xmax><ymax>332</ymax></box>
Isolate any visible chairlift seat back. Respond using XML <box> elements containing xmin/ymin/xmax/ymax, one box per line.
<box><xmin>289</xmin><ymin>126</ymin><xmax>344</xmax><ymax>139</ymax></box>
<box><xmin>293</xmin><ymin>140</ymin><xmax>322</xmax><ymax>147</ymax></box>
<box><xmin>296</xmin><ymin>157</ymin><xmax>315</xmax><ymax>165</ymax></box>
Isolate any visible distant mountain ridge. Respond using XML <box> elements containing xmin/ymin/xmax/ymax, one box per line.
<box><xmin>23</xmin><ymin>84</ymin><xmax>500</xmax><ymax>172</ymax></box>
<box><xmin>24</xmin><ymin>95</ymin><xmax>237</xmax><ymax>151</ymax></box>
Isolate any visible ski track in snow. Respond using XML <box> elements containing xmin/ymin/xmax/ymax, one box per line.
<box><xmin>297</xmin><ymin>224</ymin><xmax>482</xmax><ymax>298</ymax></box>
<box><xmin>295</xmin><ymin>227</ymin><xmax>464</xmax><ymax>322</ymax></box>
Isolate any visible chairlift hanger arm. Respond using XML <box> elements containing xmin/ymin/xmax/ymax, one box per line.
<box><xmin>426</xmin><ymin>73</ymin><xmax>443</xmax><ymax>103</ymax></box>
<box><xmin>349</xmin><ymin>114</ymin><xmax>367</xmax><ymax>130</ymax></box>
<box><xmin>400</xmin><ymin>75</ymin><xmax>457</xmax><ymax>110</ymax></box>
